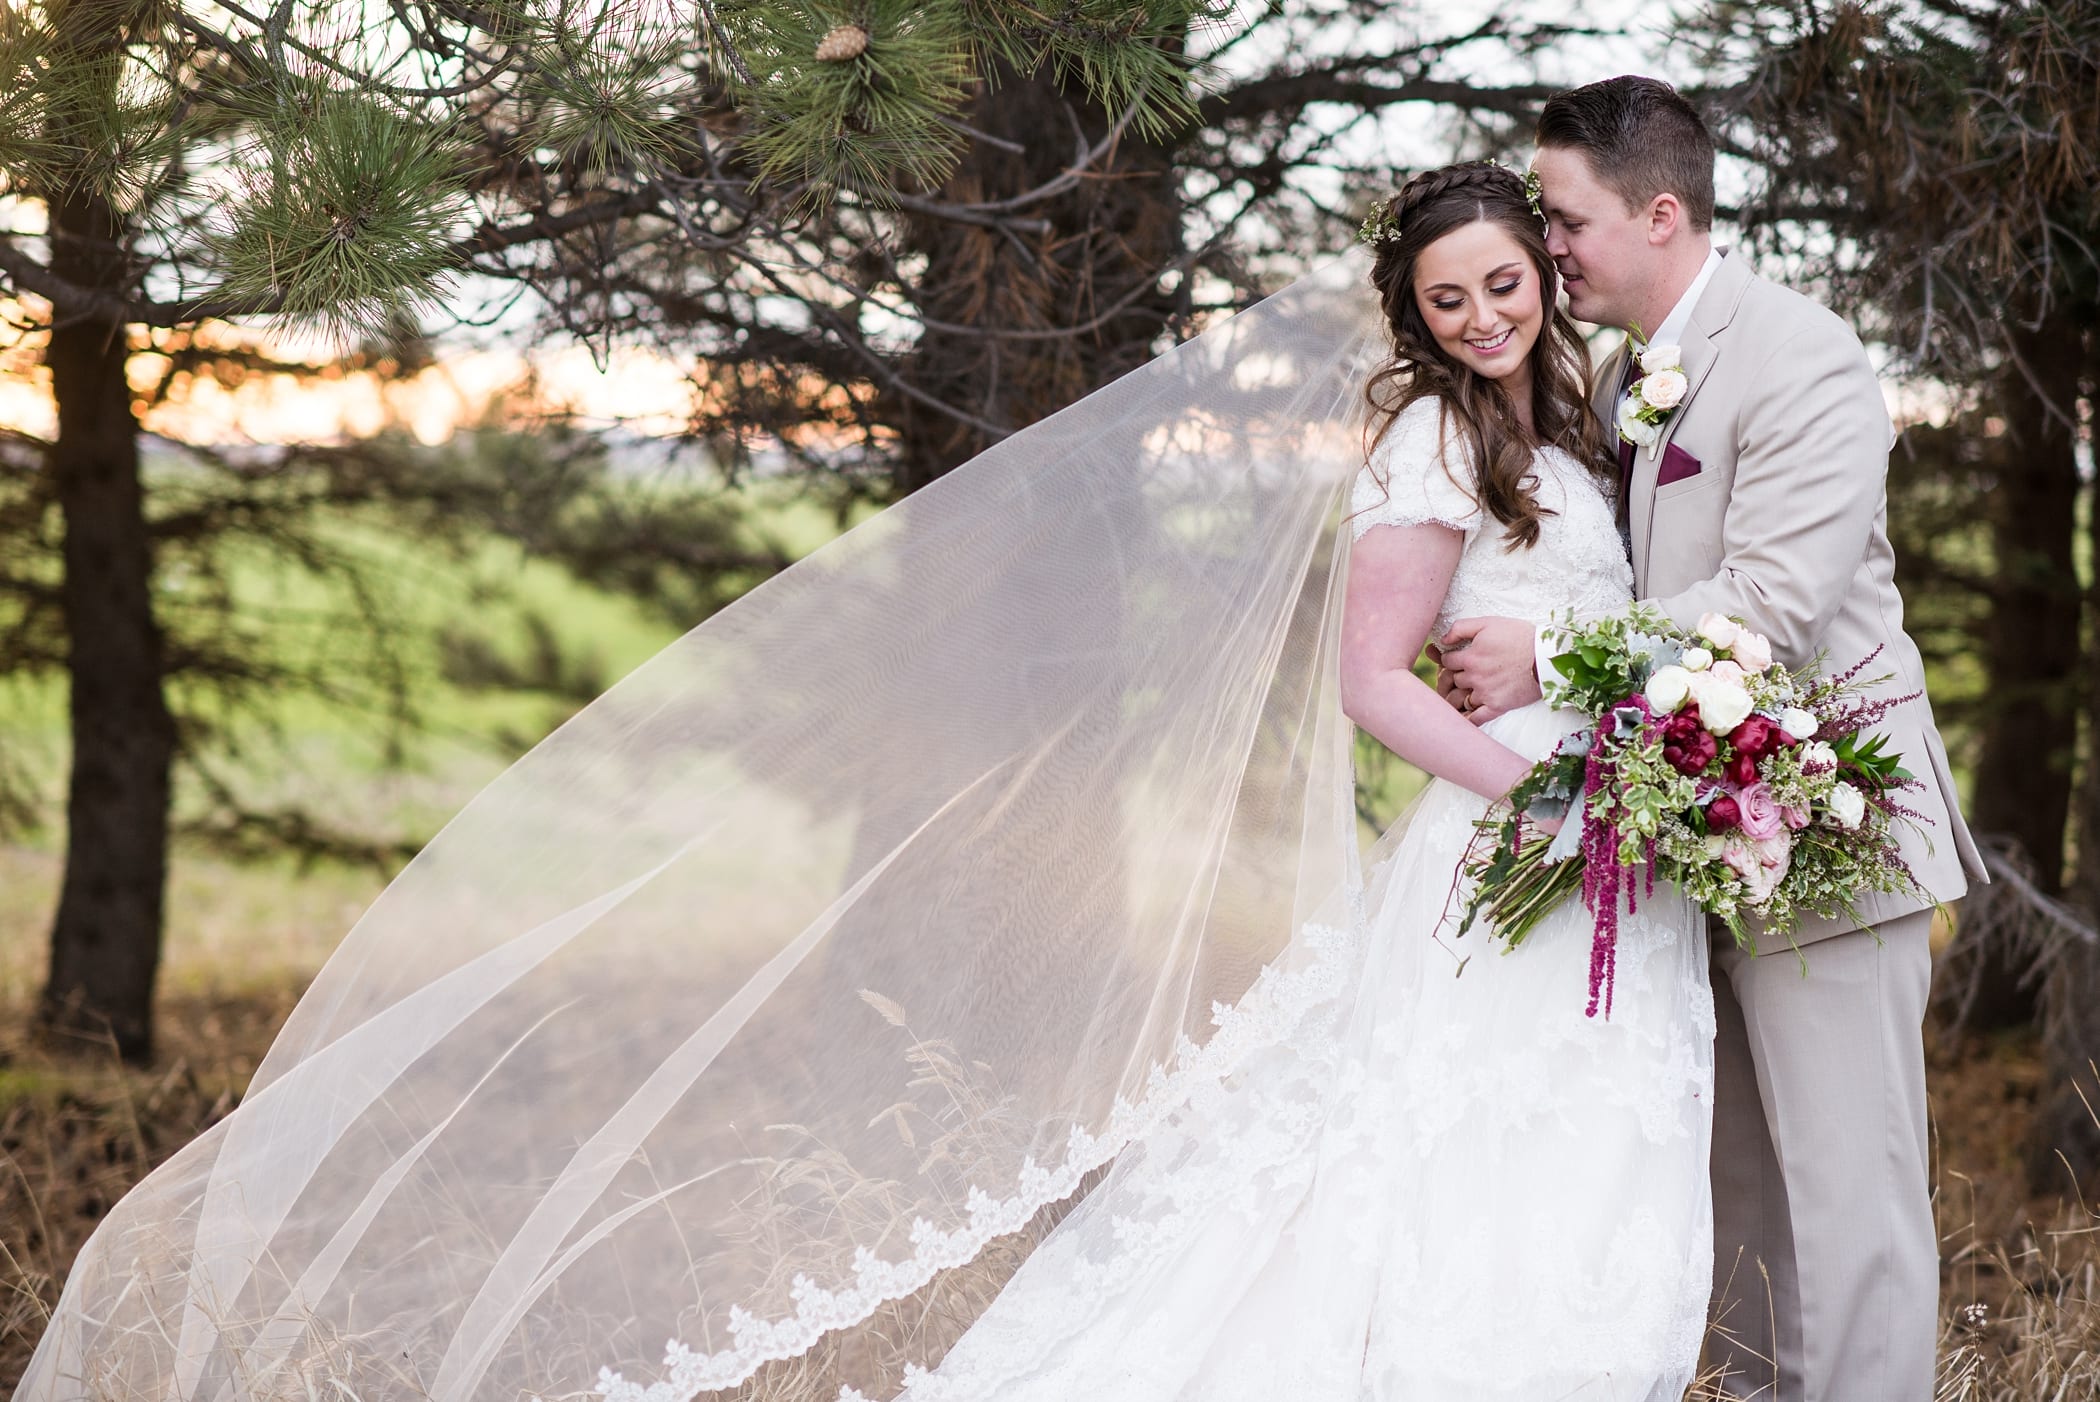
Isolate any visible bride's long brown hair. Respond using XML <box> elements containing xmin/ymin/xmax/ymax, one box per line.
<box><xmin>1360</xmin><ymin>161</ymin><xmax>1614</xmax><ymax>549</ymax></box>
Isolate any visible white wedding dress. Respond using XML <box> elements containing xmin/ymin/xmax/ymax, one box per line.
<box><xmin>887</xmin><ymin>399</ymin><xmax>1718</xmax><ymax>1402</ymax></box>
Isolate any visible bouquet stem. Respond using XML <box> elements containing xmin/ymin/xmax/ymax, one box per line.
<box><xmin>1461</xmin><ymin>826</ymin><xmax>1584</xmax><ymax>948</ymax></box>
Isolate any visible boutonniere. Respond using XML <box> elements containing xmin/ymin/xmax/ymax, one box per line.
<box><xmin>1616</xmin><ymin>326</ymin><xmax>1688</xmax><ymax>459</ymax></box>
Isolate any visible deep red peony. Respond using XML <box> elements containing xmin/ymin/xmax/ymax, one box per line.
<box><xmin>1707</xmin><ymin>793</ymin><xmax>1742</xmax><ymax>831</ymax></box>
<box><xmin>1729</xmin><ymin>715</ymin><xmax>1785</xmax><ymax>760</ymax></box>
<box><xmin>1661</xmin><ymin>710</ymin><xmax>1718</xmax><ymax>776</ymax></box>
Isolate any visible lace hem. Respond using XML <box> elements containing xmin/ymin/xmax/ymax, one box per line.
<box><xmin>594</xmin><ymin>912</ymin><xmax>1366</xmax><ymax>1402</ymax></box>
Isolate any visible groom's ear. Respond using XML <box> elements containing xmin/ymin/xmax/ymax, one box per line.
<box><xmin>1644</xmin><ymin>191</ymin><xmax>1689</xmax><ymax>247</ymax></box>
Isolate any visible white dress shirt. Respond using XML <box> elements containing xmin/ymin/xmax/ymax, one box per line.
<box><xmin>1613</xmin><ymin>246</ymin><xmax>1723</xmax><ymax>425</ymax></box>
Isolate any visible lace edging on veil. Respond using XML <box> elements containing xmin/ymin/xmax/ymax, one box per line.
<box><xmin>599</xmin><ymin>908</ymin><xmax>1367</xmax><ymax>1402</ymax></box>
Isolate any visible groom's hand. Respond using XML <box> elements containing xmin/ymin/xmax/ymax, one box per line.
<box><xmin>1437</xmin><ymin>617</ymin><xmax>1542</xmax><ymax>725</ymax></box>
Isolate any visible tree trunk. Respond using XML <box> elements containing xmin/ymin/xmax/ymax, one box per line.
<box><xmin>35</xmin><ymin>180</ymin><xmax>172</xmax><ymax>1062</ymax></box>
<box><xmin>886</xmin><ymin>59</ymin><xmax>1185</xmax><ymax>490</ymax></box>
<box><xmin>2035</xmin><ymin>318</ymin><xmax>2100</xmax><ymax>1189</ymax></box>
<box><xmin>1958</xmin><ymin>317</ymin><xmax>2085</xmax><ymax>1029</ymax></box>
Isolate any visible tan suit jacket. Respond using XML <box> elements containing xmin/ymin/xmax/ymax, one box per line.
<box><xmin>1593</xmin><ymin>248</ymin><xmax>1986</xmax><ymax>944</ymax></box>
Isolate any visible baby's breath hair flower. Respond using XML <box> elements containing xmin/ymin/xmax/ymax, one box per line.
<box><xmin>1357</xmin><ymin>197</ymin><xmax>1401</xmax><ymax>248</ymax></box>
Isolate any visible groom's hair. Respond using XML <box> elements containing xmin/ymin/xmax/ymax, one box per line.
<box><xmin>1536</xmin><ymin>77</ymin><xmax>1715</xmax><ymax>231</ymax></box>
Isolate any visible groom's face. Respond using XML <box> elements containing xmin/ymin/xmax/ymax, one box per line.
<box><xmin>1532</xmin><ymin>145</ymin><xmax>1654</xmax><ymax>330</ymax></box>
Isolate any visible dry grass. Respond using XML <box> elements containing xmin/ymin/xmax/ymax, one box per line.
<box><xmin>0</xmin><ymin>988</ymin><xmax>299</xmax><ymax>1392</ymax></box>
<box><xmin>2</xmin><ymin>985</ymin><xmax>2095</xmax><ymax>1399</ymax></box>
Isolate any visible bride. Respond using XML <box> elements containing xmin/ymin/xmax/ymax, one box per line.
<box><xmin>881</xmin><ymin>162</ymin><xmax>1716</xmax><ymax>1402</ymax></box>
<box><xmin>17</xmin><ymin>163</ymin><xmax>1712</xmax><ymax>1402</ymax></box>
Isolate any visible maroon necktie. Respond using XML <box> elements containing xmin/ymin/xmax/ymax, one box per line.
<box><xmin>1614</xmin><ymin>352</ymin><xmax>1638</xmax><ymax>524</ymax></box>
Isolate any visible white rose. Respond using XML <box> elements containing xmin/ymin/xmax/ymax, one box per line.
<box><xmin>1696</xmin><ymin>612</ymin><xmax>1740</xmax><ymax>649</ymax></box>
<box><xmin>1638</xmin><ymin>342</ymin><xmax>1683</xmax><ymax>375</ymax></box>
<box><xmin>1800</xmin><ymin>740</ymin><xmax>1838</xmax><ymax>775</ymax></box>
<box><xmin>1644</xmin><ymin>664</ymin><xmax>1694</xmax><ymax>713</ymax></box>
<box><xmin>1690</xmin><ymin>673</ymin><xmax>1755</xmax><ymax>734</ymax></box>
<box><xmin>1640</xmin><ymin>367</ymin><xmax>1689</xmax><ymax>410</ymax></box>
<box><xmin>1827</xmin><ymin>781</ymin><xmax>1867</xmax><ymax>830</ymax></box>
<box><xmin>1779</xmin><ymin>707</ymin><xmax>1819</xmax><ymax>741</ymax></box>
<box><xmin>1680</xmin><ymin>646</ymin><xmax>1713</xmax><ymax>673</ymax></box>
<box><xmin>1616</xmin><ymin>398</ymin><xmax>1660</xmax><ymax>449</ymax></box>
<box><xmin>1730</xmin><ymin>630</ymin><xmax>1775</xmax><ymax>673</ymax></box>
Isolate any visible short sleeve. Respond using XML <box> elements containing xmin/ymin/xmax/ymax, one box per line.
<box><xmin>1348</xmin><ymin>398</ymin><xmax>1483</xmax><ymax>541</ymax></box>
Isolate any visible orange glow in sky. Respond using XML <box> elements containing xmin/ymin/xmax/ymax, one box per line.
<box><xmin>0</xmin><ymin>299</ymin><xmax>704</xmax><ymax>446</ymax></box>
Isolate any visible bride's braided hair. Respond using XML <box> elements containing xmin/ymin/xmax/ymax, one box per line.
<box><xmin>1359</xmin><ymin>161</ymin><xmax>1614</xmax><ymax>549</ymax></box>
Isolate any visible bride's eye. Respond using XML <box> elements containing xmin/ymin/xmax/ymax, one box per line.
<box><xmin>1432</xmin><ymin>299</ymin><xmax>1463</xmax><ymax>312</ymax></box>
<box><xmin>1491</xmin><ymin>280</ymin><xmax>1522</xmax><ymax>297</ymax></box>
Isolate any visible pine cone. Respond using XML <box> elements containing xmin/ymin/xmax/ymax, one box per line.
<box><xmin>814</xmin><ymin>24</ymin><xmax>869</xmax><ymax>62</ymax></box>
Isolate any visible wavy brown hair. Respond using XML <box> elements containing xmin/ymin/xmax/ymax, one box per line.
<box><xmin>1360</xmin><ymin>161</ymin><xmax>1614</xmax><ymax>549</ymax></box>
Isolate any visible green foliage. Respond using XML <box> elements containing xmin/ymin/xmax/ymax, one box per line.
<box><xmin>516</xmin><ymin>6</ymin><xmax>697</xmax><ymax>182</ymax></box>
<box><xmin>715</xmin><ymin>0</ymin><xmax>1221</xmax><ymax>199</ymax></box>
<box><xmin>215</xmin><ymin>85</ymin><xmax>468</xmax><ymax>344</ymax></box>
<box><xmin>729</xmin><ymin>1</ymin><xmax>975</xmax><ymax>198</ymax></box>
<box><xmin>0</xmin><ymin>0</ymin><xmax>183</xmax><ymax>208</ymax></box>
<box><xmin>0</xmin><ymin>0</ymin><xmax>1226</xmax><ymax>342</ymax></box>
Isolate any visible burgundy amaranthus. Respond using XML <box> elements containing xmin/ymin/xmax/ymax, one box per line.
<box><xmin>1577</xmin><ymin>697</ymin><xmax>1655</xmax><ymax>1019</ymax></box>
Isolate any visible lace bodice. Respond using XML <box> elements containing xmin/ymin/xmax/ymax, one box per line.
<box><xmin>1348</xmin><ymin>398</ymin><xmax>1633</xmax><ymax>637</ymax></box>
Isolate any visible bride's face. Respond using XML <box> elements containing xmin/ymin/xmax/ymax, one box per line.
<box><xmin>1411</xmin><ymin>220</ymin><xmax>1547</xmax><ymax>385</ymax></box>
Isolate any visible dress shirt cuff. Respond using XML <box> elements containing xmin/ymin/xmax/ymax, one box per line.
<box><xmin>1533</xmin><ymin>624</ymin><xmax>1560</xmax><ymax>695</ymax></box>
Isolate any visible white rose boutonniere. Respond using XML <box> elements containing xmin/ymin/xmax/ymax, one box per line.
<box><xmin>1615</xmin><ymin>396</ymin><xmax>1661</xmax><ymax>450</ymax></box>
<box><xmin>1638</xmin><ymin>342</ymin><xmax>1683</xmax><ymax>374</ymax></box>
<box><xmin>1618</xmin><ymin>326</ymin><xmax>1688</xmax><ymax>455</ymax></box>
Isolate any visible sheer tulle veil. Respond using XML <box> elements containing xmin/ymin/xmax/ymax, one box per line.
<box><xmin>17</xmin><ymin>247</ymin><xmax>1398</xmax><ymax>1402</ymax></box>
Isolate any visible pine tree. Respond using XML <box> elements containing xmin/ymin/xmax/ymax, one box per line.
<box><xmin>0</xmin><ymin>0</ymin><xmax>1228</xmax><ymax>1060</ymax></box>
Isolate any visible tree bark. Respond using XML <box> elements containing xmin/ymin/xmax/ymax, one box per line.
<box><xmin>34</xmin><ymin>5</ymin><xmax>172</xmax><ymax>1063</ymax></box>
<box><xmin>2035</xmin><ymin>319</ymin><xmax>2100</xmax><ymax>1189</ymax></box>
<box><xmin>886</xmin><ymin>60</ymin><xmax>1185</xmax><ymax>491</ymax></box>
<box><xmin>1958</xmin><ymin>316</ymin><xmax>2085</xmax><ymax>1029</ymax></box>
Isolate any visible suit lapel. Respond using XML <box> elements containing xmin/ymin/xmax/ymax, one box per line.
<box><xmin>1626</xmin><ymin>250</ymin><xmax>1755</xmax><ymax>590</ymax></box>
<box><xmin>1591</xmin><ymin>339</ymin><xmax>1630</xmax><ymax>426</ymax></box>
<box><xmin>1591</xmin><ymin>340</ymin><xmax>1635</xmax><ymax>528</ymax></box>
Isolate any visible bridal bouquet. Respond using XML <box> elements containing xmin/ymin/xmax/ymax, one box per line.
<box><xmin>1459</xmin><ymin>604</ymin><xmax>1928</xmax><ymax>1017</ymax></box>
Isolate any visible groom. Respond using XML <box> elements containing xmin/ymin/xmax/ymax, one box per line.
<box><xmin>1437</xmin><ymin>77</ymin><xmax>1987</xmax><ymax>1400</ymax></box>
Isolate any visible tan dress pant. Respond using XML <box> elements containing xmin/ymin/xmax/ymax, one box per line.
<box><xmin>1706</xmin><ymin>910</ymin><xmax>1937</xmax><ymax>1401</ymax></box>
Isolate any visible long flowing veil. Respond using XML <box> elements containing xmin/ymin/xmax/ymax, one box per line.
<box><xmin>16</xmin><ymin>247</ymin><xmax>1388</xmax><ymax>1402</ymax></box>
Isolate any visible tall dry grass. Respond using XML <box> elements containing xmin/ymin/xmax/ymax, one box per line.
<box><xmin>2</xmin><ymin>990</ymin><xmax>2094</xmax><ymax>1399</ymax></box>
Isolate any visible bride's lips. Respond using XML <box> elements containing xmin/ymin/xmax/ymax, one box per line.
<box><xmin>1466</xmin><ymin>327</ymin><xmax>1516</xmax><ymax>355</ymax></box>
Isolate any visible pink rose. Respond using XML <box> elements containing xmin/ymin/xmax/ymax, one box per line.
<box><xmin>1741</xmin><ymin>832</ymin><xmax>1793</xmax><ymax>905</ymax></box>
<box><xmin>1781</xmin><ymin>804</ymin><xmax>1811</xmax><ymax>831</ymax></box>
<box><xmin>1708</xmin><ymin>660</ymin><xmax>1746</xmax><ymax>686</ymax></box>
<box><xmin>1730</xmin><ymin>630</ymin><xmax>1774</xmax><ymax>673</ymax></box>
<box><xmin>1718</xmin><ymin>831</ymin><xmax>1792</xmax><ymax>905</ymax></box>
<box><xmin>1734</xmin><ymin>782</ymin><xmax>1785</xmax><ymax>841</ymax></box>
